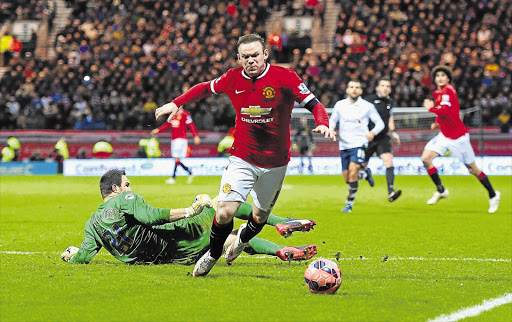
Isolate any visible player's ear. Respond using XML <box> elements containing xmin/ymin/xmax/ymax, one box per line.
<box><xmin>263</xmin><ymin>48</ymin><xmax>269</xmax><ymax>60</ymax></box>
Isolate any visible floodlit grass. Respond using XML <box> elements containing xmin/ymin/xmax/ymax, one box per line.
<box><xmin>0</xmin><ymin>174</ymin><xmax>511</xmax><ymax>321</ymax></box>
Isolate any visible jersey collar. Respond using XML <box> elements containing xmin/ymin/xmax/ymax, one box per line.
<box><xmin>241</xmin><ymin>63</ymin><xmax>270</xmax><ymax>80</ymax></box>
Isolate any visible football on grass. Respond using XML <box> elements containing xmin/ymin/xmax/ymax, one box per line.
<box><xmin>304</xmin><ymin>258</ymin><xmax>342</xmax><ymax>294</ymax></box>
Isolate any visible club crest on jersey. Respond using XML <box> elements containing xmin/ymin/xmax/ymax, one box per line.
<box><xmin>124</xmin><ymin>193</ymin><xmax>135</xmax><ymax>200</ymax></box>
<box><xmin>241</xmin><ymin>106</ymin><xmax>272</xmax><ymax>117</ymax></box>
<box><xmin>262</xmin><ymin>86</ymin><xmax>276</xmax><ymax>99</ymax></box>
<box><xmin>222</xmin><ymin>184</ymin><xmax>231</xmax><ymax>193</ymax></box>
<box><xmin>298</xmin><ymin>83</ymin><xmax>311</xmax><ymax>95</ymax></box>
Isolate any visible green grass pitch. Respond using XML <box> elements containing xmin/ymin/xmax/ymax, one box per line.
<box><xmin>1</xmin><ymin>174</ymin><xmax>510</xmax><ymax>321</ymax></box>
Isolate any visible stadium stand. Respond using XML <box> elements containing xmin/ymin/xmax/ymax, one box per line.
<box><xmin>0</xmin><ymin>0</ymin><xmax>510</xmax><ymax>136</ymax></box>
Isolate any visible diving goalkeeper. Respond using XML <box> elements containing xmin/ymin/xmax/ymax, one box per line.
<box><xmin>61</xmin><ymin>169</ymin><xmax>317</xmax><ymax>265</ymax></box>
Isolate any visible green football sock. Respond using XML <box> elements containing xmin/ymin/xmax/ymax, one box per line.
<box><xmin>245</xmin><ymin>237</ymin><xmax>283</xmax><ymax>256</ymax></box>
<box><xmin>234</xmin><ymin>202</ymin><xmax>287</xmax><ymax>226</ymax></box>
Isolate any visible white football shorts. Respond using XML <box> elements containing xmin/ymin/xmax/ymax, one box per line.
<box><xmin>218</xmin><ymin>156</ymin><xmax>287</xmax><ymax>212</ymax></box>
<box><xmin>171</xmin><ymin>138</ymin><xmax>188</xmax><ymax>158</ymax></box>
<box><xmin>424</xmin><ymin>133</ymin><xmax>475</xmax><ymax>165</ymax></box>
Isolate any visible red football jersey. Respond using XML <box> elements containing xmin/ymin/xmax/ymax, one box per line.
<box><xmin>431</xmin><ymin>84</ymin><xmax>468</xmax><ymax>139</ymax></box>
<box><xmin>157</xmin><ymin>109</ymin><xmax>199</xmax><ymax>140</ymax></box>
<box><xmin>210</xmin><ymin>64</ymin><xmax>322</xmax><ymax>168</ymax></box>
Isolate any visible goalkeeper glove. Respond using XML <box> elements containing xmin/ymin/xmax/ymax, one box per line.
<box><xmin>61</xmin><ymin>246</ymin><xmax>79</xmax><ymax>262</ymax></box>
<box><xmin>185</xmin><ymin>194</ymin><xmax>212</xmax><ymax>217</ymax></box>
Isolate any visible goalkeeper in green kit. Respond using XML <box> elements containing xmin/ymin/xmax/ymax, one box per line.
<box><xmin>61</xmin><ymin>169</ymin><xmax>317</xmax><ymax>265</ymax></box>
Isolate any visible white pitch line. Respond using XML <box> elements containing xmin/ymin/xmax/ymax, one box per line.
<box><xmin>238</xmin><ymin>255</ymin><xmax>512</xmax><ymax>262</ymax></box>
<box><xmin>428</xmin><ymin>293</ymin><xmax>512</xmax><ymax>322</ymax></box>
<box><xmin>1</xmin><ymin>251</ymin><xmax>43</xmax><ymax>254</ymax></box>
<box><xmin>0</xmin><ymin>252</ymin><xmax>511</xmax><ymax>263</ymax></box>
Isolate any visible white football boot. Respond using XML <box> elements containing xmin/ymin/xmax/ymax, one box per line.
<box><xmin>488</xmin><ymin>191</ymin><xmax>501</xmax><ymax>214</ymax></box>
<box><xmin>192</xmin><ymin>250</ymin><xmax>218</xmax><ymax>277</ymax></box>
<box><xmin>225</xmin><ymin>223</ymin><xmax>249</xmax><ymax>264</ymax></box>
<box><xmin>427</xmin><ymin>189</ymin><xmax>449</xmax><ymax>205</ymax></box>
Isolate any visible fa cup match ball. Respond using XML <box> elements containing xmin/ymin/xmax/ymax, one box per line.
<box><xmin>304</xmin><ymin>258</ymin><xmax>342</xmax><ymax>294</ymax></box>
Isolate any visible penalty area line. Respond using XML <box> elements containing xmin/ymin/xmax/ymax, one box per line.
<box><xmin>428</xmin><ymin>293</ymin><xmax>512</xmax><ymax>322</ymax></box>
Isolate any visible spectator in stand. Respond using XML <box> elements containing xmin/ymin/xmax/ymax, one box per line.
<box><xmin>0</xmin><ymin>0</ymin><xmax>510</xmax><ymax>132</ymax></box>
<box><xmin>498</xmin><ymin>109</ymin><xmax>510</xmax><ymax>133</ymax></box>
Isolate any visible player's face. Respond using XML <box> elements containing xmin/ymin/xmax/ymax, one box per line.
<box><xmin>376</xmin><ymin>80</ymin><xmax>391</xmax><ymax>97</ymax></box>
<box><xmin>237</xmin><ymin>41</ymin><xmax>268</xmax><ymax>78</ymax></box>
<box><xmin>346</xmin><ymin>81</ymin><xmax>362</xmax><ymax>100</ymax></box>
<box><xmin>120</xmin><ymin>175</ymin><xmax>132</xmax><ymax>192</ymax></box>
<box><xmin>435</xmin><ymin>71</ymin><xmax>449</xmax><ymax>88</ymax></box>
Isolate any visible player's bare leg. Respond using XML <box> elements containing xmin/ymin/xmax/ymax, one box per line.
<box><xmin>422</xmin><ymin>150</ymin><xmax>448</xmax><ymax>204</ymax></box>
<box><xmin>466</xmin><ymin>162</ymin><xmax>500</xmax><ymax>213</ymax></box>
<box><xmin>193</xmin><ymin>201</ymin><xmax>238</xmax><ymax>276</ymax></box>
<box><xmin>358</xmin><ymin>161</ymin><xmax>374</xmax><ymax>187</ymax></box>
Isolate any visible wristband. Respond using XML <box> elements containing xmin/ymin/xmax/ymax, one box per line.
<box><xmin>185</xmin><ymin>207</ymin><xmax>191</xmax><ymax>218</ymax></box>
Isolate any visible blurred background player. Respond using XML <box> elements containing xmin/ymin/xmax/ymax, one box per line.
<box><xmin>152</xmin><ymin>108</ymin><xmax>200</xmax><ymax>184</ymax></box>
<box><xmin>293</xmin><ymin>117</ymin><xmax>315</xmax><ymax>174</ymax></box>
<box><xmin>422</xmin><ymin>65</ymin><xmax>500</xmax><ymax>213</ymax></box>
<box><xmin>217</xmin><ymin>127</ymin><xmax>235</xmax><ymax>157</ymax></box>
<box><xmin>61</xmin><ymin>169</ymin><xmax>318</xmax><ymax>265</ymax></box>
<box><xmin>329</xmin><ymin>80</ymin><xmax>385</xmax><ymax>213</ymax></box>
<box><xmin>361</xmin><ymin>77</ymin><xmax>402</xmax><ymax>202</ymax></box>
<box><xmin>155</xmin><ymin>33</ymin><xmax>335</xmax><ymax>277</ymax></box>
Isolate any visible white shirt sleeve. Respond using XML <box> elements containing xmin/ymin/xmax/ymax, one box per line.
<box><xmin>329</xmin><ymin>103</ymin><xmax>340</xmax><ymax>131</ymax></box>
<box><xmin>368</xmin><ymin>104</ymin><xmax>385</xmax><ymax>136</ymax></box>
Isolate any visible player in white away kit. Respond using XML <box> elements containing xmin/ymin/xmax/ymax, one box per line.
<box><xmin>422</xmin><ymin>65</ymin><xmax>500</xmax><ymax>213</ymax></box>
<box><xmin>155</xmin><ymin>34</ymin><xmax>336</xmax><ymax>276</ymax></box>
<box><xmin>329</xmin><ymin>80</ymin><xmax>385</xmax><ymax>213</ymax></box>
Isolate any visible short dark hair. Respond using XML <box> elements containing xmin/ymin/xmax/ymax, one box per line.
<box><xmin>237</xmin><ymin>33</ymin><xmax>265</xmax><ymax>52</ymax></box>
<box><xmin>376</xmin><ymin>76</ymin><xmax>391</xmax><ymax>86</ymax></box>
<box><xmin>432</xmin><ymin>65</ymin><xmax>453</xmax><ymax>83</ymax></box>
<box><xmin>100</xmin><ymin>169</ymin><xmax>125</xmax><ymax>198</ymax></box>
<box><xmin>347</xmin><ymin>79</ymin><xmax>362</xmax><ymax>86</ymax></box>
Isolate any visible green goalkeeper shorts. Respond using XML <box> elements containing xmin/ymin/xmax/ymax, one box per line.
<box><xmin>153</xmin><ymin>207</ymin><xmax>215</xmax><ymax>265</ymax></box>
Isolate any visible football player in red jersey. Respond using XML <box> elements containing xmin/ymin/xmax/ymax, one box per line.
<box><xmin>155</xmin><ymin>33</ymin><xmax>336</xmax><ymax>277</ymax></box>
<box><xmin>422</xmin><ymin>65</ymin><xmax>500</xmax><ymax>213</ymax></box>
<box><xmin>151</xmin><ymin>109</ymin><xmax>200</xmax><ymax>184</ymax></box>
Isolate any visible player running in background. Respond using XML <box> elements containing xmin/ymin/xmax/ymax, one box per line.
<box><xmin>151</xmin><ymin>109</ymin><xmax>200</xmax><ymax>184</ymax></box>
<box><xmin>329</xmin><ymin>79</ymin><xmax>385</xmax><ymax>213</ymax></box>
<box><xmin>293</xmin><ymin>117</ymin><xmax>315</xmax><ymax>174</ymax></box>
<box><xmin>361</xmin><ymin>77</ymin><xmax>402</xmax><ymax>202</ymax></box>
<box><xmin>422</xmin><ymin>65</ymin><xmax>500</xmax><ymax>213</ymax></box>
<box><xmin>61</xmin><ymin>169</ymin><xmax>318</xmax><ymax>265</ymax></box>
<box><xmin>155</xmin><ymin>33</ymin><xmax>336</xmax><ymax>277</ymax></box>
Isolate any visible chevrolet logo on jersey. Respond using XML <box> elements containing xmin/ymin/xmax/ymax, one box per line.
<box><xmin>241</xmin><ymin>106</ymin><xmax>272</xmax><ymax>117</ymax></box>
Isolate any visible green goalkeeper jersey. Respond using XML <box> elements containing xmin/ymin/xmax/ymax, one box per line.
<box><xmin>70</xmin><ymin>191</ymin><xmax>213</xmax><ymax>265</ymax></box>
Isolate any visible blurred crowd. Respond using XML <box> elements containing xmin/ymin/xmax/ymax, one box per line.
<box><xmin>0</xmin><ymin>0</ymin><xmax>510</xmax><ymax>132</ymax></box>
<box><xmin>0</xmin><ymin>0</ymin><xmax>57</xmax><ymax>30</ymax></box>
